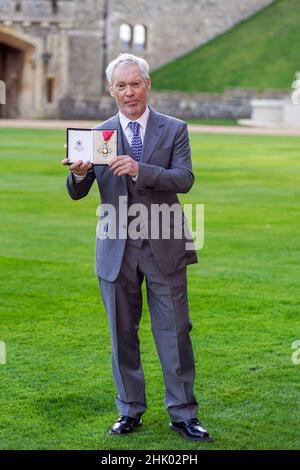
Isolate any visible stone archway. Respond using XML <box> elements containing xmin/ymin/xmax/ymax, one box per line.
<box><xmin>0</xmin><ymin>27</ymin><xmax>40</xmax><ymax>118</ymax></box>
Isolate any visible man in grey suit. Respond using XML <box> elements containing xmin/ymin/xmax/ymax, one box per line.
<box><xmin>62</xmin><ymin>53</ymin><xmax>212</xmax><ymax>442</ymax></box>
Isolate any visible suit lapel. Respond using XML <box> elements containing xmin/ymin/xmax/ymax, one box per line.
<box><xmin>98</xmin><ymin>114</ymin><xmax>128</xmax><ymax>188</ymax></box>
<box><xmin>98</xmin><ymin>108</ymin><xmax>165</xmax><ymax>172</ymax></box>
<box><xmin>141</xmin><ymin>108</ymin><xmax>165</xmax><ymax>164</ymax></box>
<box><xmin>116</xmin><ymin>118</ymin><xmax>129</xmax><ymax>187</ymax></box>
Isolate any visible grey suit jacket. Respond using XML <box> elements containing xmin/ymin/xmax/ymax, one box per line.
<box><xmin>66</xmin><ymin>107</ymin><xmax>198</xmax><ymax>281</ymax></box>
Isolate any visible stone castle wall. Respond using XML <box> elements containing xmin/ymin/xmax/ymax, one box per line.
<box><xmin>0</xmin><ymin>0</ymin><xmax>274</xmax><ymax>119</ymax></box>
<box><xmin>73</xmin><ymin>88</ymin><xmax>289</xmax><ymax>122</ymax></box>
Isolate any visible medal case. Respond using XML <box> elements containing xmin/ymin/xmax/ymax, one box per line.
<box><xmin>66</xmin><ymin>128</ymin><xmax>117</xmax><ymax>165</ymax></box>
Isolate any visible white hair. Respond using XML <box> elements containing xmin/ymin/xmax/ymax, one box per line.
<box><xmin>106</xmin><ymin>53</ymin><xmax>150</xmax><ymax>84</ymax></box>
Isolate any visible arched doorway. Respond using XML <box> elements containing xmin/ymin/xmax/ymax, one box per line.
<box><xmin>0</xmin><ymin>27</ymin><xmax>39</xmax><ymax>118</ymax></box>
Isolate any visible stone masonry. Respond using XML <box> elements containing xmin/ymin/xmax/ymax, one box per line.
<box><xmin>0</xmin><ymin>0</ymin><xmax>274</xmax><ymax>119</ymax></box>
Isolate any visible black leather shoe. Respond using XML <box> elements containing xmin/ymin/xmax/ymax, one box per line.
<box><xmin>169</xmin><ymin>418</ymin><xmax>212</xmax><ymax>442</ymax></box>
<box><xmin>109</xmin><ymin>415</ymin><xmax>142</xmax><ymax>435</ymax></box>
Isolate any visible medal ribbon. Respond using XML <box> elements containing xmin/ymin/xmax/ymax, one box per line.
<box><xmin>102</xmin><ymin>130</ymin><xmax>114</xmax><ymax>142</ymax></box>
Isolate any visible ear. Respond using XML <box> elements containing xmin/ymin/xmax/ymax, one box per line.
<box><xmin>146</xmin><ymin>78</ymin><xmax>151</xmax><ymax>91</ymax></box>
<box><xmin>109</xmin><ymin>84</ymin><xmax>115</xmax><ymax>98</ymax></box>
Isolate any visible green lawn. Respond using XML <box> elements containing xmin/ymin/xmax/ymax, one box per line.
<box><xmin>186</xmin><ymin>119</ymin><xmax>237</xmax><ymax>126</ymax></box>
<box><xmin>0</xmin><ymin>128</ymin><xmax>299</xmax><ymax>450</ymax></box>
<box><xmin>151</xmin><ymin>0</ymin><xmax>300</xmax><ymax>92</ymax></box>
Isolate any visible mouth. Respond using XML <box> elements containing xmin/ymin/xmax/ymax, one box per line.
<box><xmin>126</xmin><ymin>101</ymin><xmax>138</xmax><ymax>105</ymax></box>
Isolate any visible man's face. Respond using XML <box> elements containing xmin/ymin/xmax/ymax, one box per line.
<box><xmin>109</xmin><ymin>64</ymin><xmax>151</xmax><ymax>120</ymax></box>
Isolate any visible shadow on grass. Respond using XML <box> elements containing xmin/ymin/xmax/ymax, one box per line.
<box><xmin>34</xmin><ymin>392</ymin><xmax>114</xmax><ymax>424</ymax></box>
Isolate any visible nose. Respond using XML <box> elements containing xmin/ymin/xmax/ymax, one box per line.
<box><xmin>125</xmin><ymin>85</ymin><xmax>135</xmax><ymax>96</ymax></box>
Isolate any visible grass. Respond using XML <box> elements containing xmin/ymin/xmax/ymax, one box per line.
<box><xmin>151</xmin><ymin>0</ymin><xmax>300</xmax><ymax>92</ymax></box>
<box><xmin>186</xmin><ymin>119</ymin><xmax>237</xmax><ymax>126</ymax></box>
<box><xmin>0</xmin><ymin>128</ymin><xmax>299</xmax><ymax>450</ymax></box>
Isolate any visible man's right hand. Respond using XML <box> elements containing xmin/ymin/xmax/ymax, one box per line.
<box><xmin>61</xmin><ymin>158</ymin><xmax>93</xmax><ymax>177</ymax></box>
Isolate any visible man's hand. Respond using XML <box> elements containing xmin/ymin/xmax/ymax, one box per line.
<box><xmin>61</xmin><ymin>158</ymin><xmax>92</xmax><ymax>177</ymax></box>
<box><xmin>108</xmin><ymin>156</ymin><xmax>139</xmax><ymax>177</ymax></box>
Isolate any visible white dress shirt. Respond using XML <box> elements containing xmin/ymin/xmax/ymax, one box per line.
<box><xmin>73</xmin><ymin>106</ymin><xmax>149</xmax><ymax>182</ymax></box>
<box><xmin>119</xmin><ymin>105</ymin><xmax>149</xmax><ymax>146</ymax></box>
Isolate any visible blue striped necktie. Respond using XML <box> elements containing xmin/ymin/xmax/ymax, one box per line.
<box><xmin>128</xmin><ymin>121</ymin><xmax>143</xmax><ymax>161</ymax></box>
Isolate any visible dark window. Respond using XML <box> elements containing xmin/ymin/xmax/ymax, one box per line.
<box><xmin>46</xmin><ymin>77</ymin><xmax>55</xmax><ymax>103</ymax></box>
<box><xmin>51</xmin><ymin>0</ymin><xmax>58</xmax><ymax>14</ymax></box>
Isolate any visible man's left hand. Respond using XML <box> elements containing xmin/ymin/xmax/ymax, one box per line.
<box><xmin>108</xmin><ymin>156</ymin><xmax>139</xmax><ymax>177</ymax></box>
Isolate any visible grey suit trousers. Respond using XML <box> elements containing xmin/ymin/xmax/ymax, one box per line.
<box><xmin>99</xmin><ymin>240</ymin><xmax>198</xmax><ymax>422</ymax></box>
